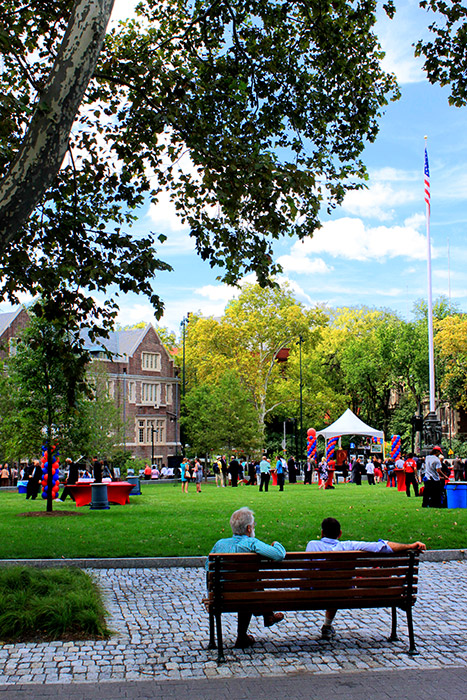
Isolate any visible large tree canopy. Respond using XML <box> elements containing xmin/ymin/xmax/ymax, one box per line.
<box><xmin>0</xmin><ymin>0</ymin><xmax>397</xmax><ymax>331</ymax></box>
<box><xmin>416</xmin><ymin>0</ymin><xmax>467</xmax><ymax>106</ymax></box>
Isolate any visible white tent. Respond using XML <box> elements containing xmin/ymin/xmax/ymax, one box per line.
<box><xmin>316</xmin><ymin>408</ymin><xmax>384</xmax><ymax>440</ymax></box>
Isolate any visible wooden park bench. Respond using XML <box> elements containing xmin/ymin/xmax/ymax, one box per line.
<box><xmin>205</xmin><ymin>550</ymin><xmax>420</xmax><ymax>662</ymax></box>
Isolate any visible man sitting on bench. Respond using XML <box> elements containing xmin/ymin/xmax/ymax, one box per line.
<box><xmin>207</xmin><ymin>507</ymin><xmax>286</xmax><ymax>648</ymax></box>
<box><xmin>306</xmin><ymin>517</ymin><xmax>426</xmax><ymax>640</ymax></box>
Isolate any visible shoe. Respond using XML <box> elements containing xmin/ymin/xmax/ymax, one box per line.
<box><xmin>264</xmin><ymin>612</ymin><xmax>284</xmax><ymax>628</ymax></box>
<box><xmin>321</xmin><ymin>624</ymin><xmax>335</xmax><ymax>640</ymax></box>
<box><xmin>234</xmin><ymin>634</ymin><xmax>255</xmax><ymax>648</ymax></box>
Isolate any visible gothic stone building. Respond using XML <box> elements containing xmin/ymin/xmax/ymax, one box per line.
<box><xmin>84</xmin><ymin>324</ymin><xmax>180</xmax><ymax>464</ymax></box>
<box><xmin>0</xmin><ymin>309</ymin><xmax>180</xmax><ymax>463</ymax></box>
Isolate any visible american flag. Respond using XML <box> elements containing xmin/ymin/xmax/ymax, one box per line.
<box><xmin>424</xmin><ymin>147</ymin><xmax>430</xmax><ymax>210</ymax></box>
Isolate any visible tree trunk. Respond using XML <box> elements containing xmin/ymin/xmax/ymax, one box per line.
<box><xmin>0</xmin><ymin>0</ymin><xmax>115</xmax><ymax>250</ymax></box>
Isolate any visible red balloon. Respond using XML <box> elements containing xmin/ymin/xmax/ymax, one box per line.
<box><xmin>307</xmin><ymin>428</ymin><xmax>316</xmax><ymax>437</ymax></box>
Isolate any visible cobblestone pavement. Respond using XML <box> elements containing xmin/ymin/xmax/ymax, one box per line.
<box><xmin>0</xmin><ymin>561</ymin><xmax>465</xmax><ymax>687</ymax></box>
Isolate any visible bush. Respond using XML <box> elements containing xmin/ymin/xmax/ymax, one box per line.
<box><xmin>0</xmin><ymin>567</ymin><xmax>110</xmax><ymax>642</ymax></box>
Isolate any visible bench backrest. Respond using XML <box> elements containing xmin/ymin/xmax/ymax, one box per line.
<box><xmin>206</xmin><ymin>551</ymin><xmax>419</xmax><ymax>612</ymax></box>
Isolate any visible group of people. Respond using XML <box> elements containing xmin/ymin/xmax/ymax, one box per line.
<box><xmin>19</xmin><ymin>457</ymin><xmax>116</xmax><ymax>502</ymax></box>
<box><xmin>210</xmin><ymin>455</ymin><xmax>289</xmax><ymax>491</ymax></box>
<box><xmin>207</xmin><ymin>507</ymin><xmax>426</xmax><ymax>648</ymax></box>
<box><xmin>180</xmin><ymin>458</ymin><xmax>203</xmax><ymax>493</ymax></box>
<box><xmin>0</xmin><ymin>463</ymin><xmax>17</xmax><ymax>487</ymax></box>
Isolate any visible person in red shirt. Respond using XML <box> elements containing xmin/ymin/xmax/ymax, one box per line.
<box><xmin>403</xmin><ymin>453</ymin><xmax>419</xmax><ymax>497</ymax></box>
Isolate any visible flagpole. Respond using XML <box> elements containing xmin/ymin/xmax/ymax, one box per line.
<box><xmin>424</xmin><ymin>136</ymin><xmax>436</xmax><ymax>413</ymax></box>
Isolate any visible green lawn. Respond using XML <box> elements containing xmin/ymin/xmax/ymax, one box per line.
<box><xmin>2</xmin><ymin>480</ymin><xmax>466</xmax><ymax>559</ymax></box>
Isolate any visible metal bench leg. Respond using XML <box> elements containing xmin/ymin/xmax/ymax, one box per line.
<box><xmin>208</xmin><ymin>610</ymin><xmax>217</xmax><ymax>649</ymax></box>
<box><xmin>406</xmin><ymin>606</ymin><xmax>418</xmax><ymax>656</ymax></box>
<box><xmin>388</xmin><ymin>606</ymin><xmax>399</xmax><ymax>642</ymax></box>
<box><xmin>215</xmin><ymin>613</ymin><xmax>224</xmax><ymax>663</ymax></box>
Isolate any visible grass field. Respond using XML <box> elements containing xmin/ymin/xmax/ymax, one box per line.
<box><xmin>1</xmin><ymin>480</ymin><xmax>466</xmax><ymax>559</ymax></box>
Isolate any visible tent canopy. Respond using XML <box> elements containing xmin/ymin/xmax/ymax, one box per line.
<box><xmin>316</xmin><ymin>408</ymin><xmax>384</xmax><ymax>440</ymax></box>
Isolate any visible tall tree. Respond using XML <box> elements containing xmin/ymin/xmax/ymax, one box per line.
<box><xmin>183</xmin><ymin>370</ymin><xmax>261</xmax><ymax>456</ymax></box>
<box><xmin>5</xmin><ymin>309</ymin><xmax>89</xmax><ymax>510</ymax></box>
<box><xmin>184</xmin><ymin>282</ymin><xmax>325</xmax><ymax>438</ymax></box>
<box><xmin>0</xmin><ymin>0</ymin><xmax>398</xmax><ymax>331</ymax></box>
<box><xmin>434</xmin><ymin>313</ymin><xmax>467</xmax><ymax>409</ymax></box>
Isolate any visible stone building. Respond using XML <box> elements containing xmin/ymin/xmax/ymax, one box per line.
<box><xmin>83</xmin><ymin>324</ymin><xmax>180</xmax><ymax>464</ymax></box>
<box><xmin>0</xmin><ymin>309</ymin><xmax>180</xmax><ymax>463</ymax></box>
<box><xmin>0</xmin><ymin>307</ymin><xmax>30</xmax><ymax>358</ymax></box>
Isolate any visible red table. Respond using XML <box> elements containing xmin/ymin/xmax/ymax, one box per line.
<box><xmin>68</xmin><ymin>482</ymin><xmax>134</xmax><ymax>507</ymax></box>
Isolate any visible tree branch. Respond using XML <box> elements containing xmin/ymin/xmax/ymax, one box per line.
<box><xmin>0</xmin><ymin>0</ymin><xmax>115</xmax><ymax>252</ymax></box>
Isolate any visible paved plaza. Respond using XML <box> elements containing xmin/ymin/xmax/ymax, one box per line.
<box><xmin>0</xmin><ymin>559</ymin><xmax>465</xmax><ymax>697</ymax></box>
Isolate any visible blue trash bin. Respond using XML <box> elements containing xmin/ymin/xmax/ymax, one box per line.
<box><xmin>446</xmin><ymin>482</ymin><xmax>467</xmax><ymax>508</ymax></box>
<box><xmin>17</xmin><ymin>480</ymin><xmax>28</xmax><ymax>494</ymax></box>
<box><xmin>126</xmin><ymin>476</ymin><xmax>142</xmax><ymax>495</ymax></box>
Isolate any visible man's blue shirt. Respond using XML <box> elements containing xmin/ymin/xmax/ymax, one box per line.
<box><xmin>206</xmin><ymin>534</ymin><xmax>285</xmax><ymax>570</ymax></box>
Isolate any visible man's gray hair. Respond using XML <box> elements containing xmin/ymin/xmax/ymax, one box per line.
<box><xmin>230</xmin><ymin>507</ymin><xmax>254</xmax><ymax>535</ymax></box>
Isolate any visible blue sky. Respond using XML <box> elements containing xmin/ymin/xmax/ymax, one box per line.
<box><xmin>3</xmin><ymin>1</ymin><xmax>467</xmax><ymax>335</ymax></box>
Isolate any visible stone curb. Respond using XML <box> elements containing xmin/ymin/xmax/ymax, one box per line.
<box><xmin>0</xmin><ymin>549</ymin><xmax>464</xmax><ymax>569</ymax></box>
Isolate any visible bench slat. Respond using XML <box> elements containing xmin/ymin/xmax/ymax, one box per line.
<box><xmin>215</xmin><ymin>578</ymin><xmax>418</xmax><ymax>593</ymax></box>
<box><xmin>210</xmin><ymin>558</ymin><xmax>417</xmax><ymax>572</ymax></box>
<box><xmin>210</xmin><ymin>567</ymin><xmax>414</xmax><ymax>582</ymax></box>
<box><xmin>216</xmin><ymin>585</ymin><xmax>409</xmax><ymax>603</ymax></box>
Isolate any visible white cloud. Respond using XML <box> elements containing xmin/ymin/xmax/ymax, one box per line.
<box><xmin>147</xmin><ymin>193</ymin><xmax>189</xmax><ymax>233</ymax></box>
<box><xmin>376</xmin><ymin>2</ymin><xmax>428</xmax><ymax>85</ymax></box>
<box><xmin>404</xmin><ymin>212</ymin><xmax>425</xmax><ymax>230</ymax></box>
<box><xmin>371</xmin><ymin>167</ymin><xmax>418</xmax><ymax>183</ymax></box>
<box><xmin>277</xmin><ymin>254</ymin><xmax>333</xmax><ymax>275</ymax></box>
<box><xmin>116</xmin><ymin>302</ymin><xmax>156</xmax><ymax>327</ymax></box>
<box><xmin>195</xmin><ymin>284</ymin><xmax>239</xmax><ymax>304</ymax></box>
<box><xmin>342</xmin><ymin>182</ymin><xmax>417</xmax><ymax>221</ymax></box>
<box><xmin>291</xmin><ymin>217</ymin><xmax>429</xmax><ymax>261</ymax></box>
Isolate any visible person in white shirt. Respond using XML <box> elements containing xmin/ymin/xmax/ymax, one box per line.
<box><xmin>306</xmin><ymin>517</ymin><xmax>426</xmax><ymax>639</ymax></box>
<box><xmin>365</xmin><ymin>459</ymin><xmax>375</xmax><ymax>485</ymax></box>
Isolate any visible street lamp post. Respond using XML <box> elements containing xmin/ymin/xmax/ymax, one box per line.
<box><xmin>180</xmin><ymin>314</ymin><xmax>190</xmax><ymax>456</ymax></box>
<box><xmin>298</xmin><ymin>334</ymin><xmax>304</xmax><ymax>468</ymax></box>
<box><xmin>151</xmin><ymin>426</ymin><xmax>159</xmax><ymax>465</ymax></box>
<box><xmin>180</xmin><ymin>315</ymin><xmax>190</xmax><ymax>399</ymax></box>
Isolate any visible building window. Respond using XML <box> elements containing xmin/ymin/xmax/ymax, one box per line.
<box><xmin>107</xmin><ymin>380</ymin><xmax>115</xmax><ymax>399</ymax></box>
<box><xmin>137</xmin><ymin>418</ymin><xmax>166</xmax><ymax>444</ymax></box>
<box><xmin>141</xmin><ymin>352</ymin><xmax>161</xmax><ymax>371</ymax></box>
<box><xmin>166</xmin><ymin>384</ymin><xmax>173</xmax><ymax>405</ymax></box>
<box><xmin>141</xmin><ymin>382</ymin><xmax>160</xmax><ymax>405</ymax></box>
<box><xmin>128</xmin><ymin>381</ymin><xmax>136</xmax><ymax>403</ymax></box>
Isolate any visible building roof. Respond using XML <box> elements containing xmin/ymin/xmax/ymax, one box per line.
<box><xmin>82</xmin><ymin>325</ymin><xmax>150</xmax><ymax>361</ymax></box>
<box><xmin>0</xmin><ymin>308</ymin><xmax>23</xmax><ymax>337</ymax></box>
